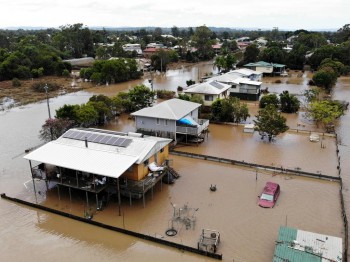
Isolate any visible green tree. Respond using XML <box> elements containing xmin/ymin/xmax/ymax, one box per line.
<box><xmin>56</xmin><ymin>104</ymin><xmax>80</xmax><ymax>124</ymax></box>
<box><xmin>259</xmin><ymin>93</ymin><xmax>279</xmax><ymax>108</ymax></box>
<box><xmin>279</xmin><ymin>91</ymin><xmax>300</xmax><ymax>113</ymax></box>
<box><xmin>334</xmin><ymin>24</ymin><xmax>350</xmax><ymax>43</ymax></box>
<box><xmin>76</xmin><ymin>104</ymin><xmax>99</xmax><ymax>127</ymax></box>
<box><xmin>308</xmin><ymin>45</ymin><xmax>338</xmax><ymax>69</ymax></box>
<box><xmin>286</xmin><ymin>43</ymin><xmax>308</xmax><ymax>70</ymax></box>
<box><xmin>211</xmin><ymin>97</ymin><xmax>250</xmax><ymax>123</ymax></box>
<box><xmin>39</xmin><ymin>118</ymin><xmax>74</xmax><ymax>141</ymax></box>
<box><xmin>192</xmin><ymin>25</ymin><xmax>215</xmax><ymax>60</ymax></box>
<box><xmin>128</xmin><ymin>84</ymin><xmax>155</xmax><ymax>111</ymax></box>
<box><xmin>312</xmin><ymin>67</ymin><xmax>338</xmax><ymax>92</ymax></box>
<box><xmin>319</xmin><ymin>58</ymin><xmax>345</xmax><ymax>76</ymax></box>
<box><xmin>258</xmin><ymin>46</ymin><xmax>286</xmax><ymax>64</ymax></box>
<box><xmin>214</xmin><ymin>54</ymin><xmax>237</xmax><ymax>72</ymax></box>
<box><xmin>178</xmin><ymin>93</ymin><xmax>191</xmax><ymax>101</ymax></box>
<box><xmin>308</xmin><ymin>100</ymin><xmax>345</xmax><ymax>131</ymax></box>
<box><xmin>237</xmin><ymin>44</ymin><xmax>260</xmax><ymax>67</ymax></box>
<box><xmin>254</xmin><ymin>105</ymin><xmax>289</xmax><ymax>142</ymax></box>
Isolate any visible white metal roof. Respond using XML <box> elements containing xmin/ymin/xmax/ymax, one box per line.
<box><xmin>184</xmin><ymin>81</ymin><xmax>230</xmax><ymax>95</ymax></box>
<box><xmin>229</xmin><ymin>68</ymin><xmax>262</xmax><ymax>77</ymax></box>
<box><xmin>235</xmin><ymin>77</ymin><xmax>262</xmax><ymax>86</ymax></box>
<box><xmin>24</xmin><ymin>129</ymin><xmax>172</xmax><ymax>179</ymax></box>
<box><xmin>295</xmin><ymin>228</ymin><xmax>342</xmax><ymax>262</ymax></box>
<box><xmin>210</xmin><ymin>73</ymin><xmax>241</xmax><ymax>83</ymax></box>
<box><xmin>131</xmin><ymin>98</ymin><xmax>201</xmax><ymax>120</ymax></box>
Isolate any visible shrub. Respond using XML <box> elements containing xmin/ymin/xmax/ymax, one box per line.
<box><xmin>62</xmin><ymin>69</ymin><xmax>70</xmax><ymax>77</ymax></box>
<box><xmin>177</xmin><ymin>86</ymin><xmax>183</xmax><ymax>92</ymax></box>
<box><xmin>12</xmin><ymin>78</ymin><xmax>21</xmax><ymax>87</ymax></box>
<box><xmin>274</xmin><ymin>79</ymin><xmax>282</xmax><ymax>84</ymax></box>
<box><xmin>31</xmin><ymin>82</ymin><xmax>61</xmax><ymax>93</ymax></box>
<box><xmin>156</xmin><ymin>90</ymin><xmax>176</xmax><ymax>99</ymax></box>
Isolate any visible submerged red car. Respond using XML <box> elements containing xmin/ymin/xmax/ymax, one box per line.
<box><xmin>258</xmin><ymin>182</ymin><xmax>280</xmax><ymax>208</ymax></box>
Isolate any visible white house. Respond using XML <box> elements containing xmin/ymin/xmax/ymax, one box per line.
<box><xmin>208</xmin><ymin>70</ymin><xmax>262</xmax><ymax>101</ymax></box>
<box><xmin>122</xmin><ymin>43</ymin><xmax>142</xmax><ymax>56</ymax></box>
<box><xmin>131</xmin><ymin>98</ymin><xmax>209</xmax><ymax>141</ymax></box>
<box><xmin>184</xmin><ymin>80</ymin><xmax>230</xmax><ymax>106</ymax></box>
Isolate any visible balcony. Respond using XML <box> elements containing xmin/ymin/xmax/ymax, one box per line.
<box><xmin>176</xmin><ymin>119</ymin><xmax>209</xmax><ymax>135</ymax></box>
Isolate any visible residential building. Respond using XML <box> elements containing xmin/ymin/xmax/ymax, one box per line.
<box><xmin>208</xmin><ymin>70</ymin><xmax>262</xmax><ymax>101</ymax></box>
<box><xmin>131</xmin><ymin>98</ymin><xmax>209</xmax><ymax>140</ymax></box>
<box><xmin>122</xmin><ymin>43</ymin><xmax>143</xmax><ymax>56</ymax></box>
<box><xmin>184</xmin><ymin>80</ymin><xmax>230</xmax><ymax>106</ymax></box>
<box><xmin>24</xmin><ymin>128</ymin><xmax>173</xmax><ymax>206</ymax></box>
<box><xmin>244</xmin><ymin>61</ymin><xmax>286</xmax><ymax>75</ymax></box>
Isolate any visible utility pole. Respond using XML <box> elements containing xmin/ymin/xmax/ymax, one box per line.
<box><xmin>44</xmin><ymin>84</ymin><xmax>53</xmax><ymax>140</ymax></box>
<box><xmin>44</xmin><ymin>84</ymin><xmax>51</xmax><ymax>119</ymax></box>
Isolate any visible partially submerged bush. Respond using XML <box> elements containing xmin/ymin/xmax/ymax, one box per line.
<box><xmin>156</xmin><ymin>90</ymin><xmax>176</xmax><ymax>99</ymax></box>
<box><xmin>31</xmin><ymin>82</ymin><xmax>61</xmax><ymax>93</ymax></box>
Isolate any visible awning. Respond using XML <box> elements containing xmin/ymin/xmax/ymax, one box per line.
<box><xmin>177</xmin><ymin>115</ymin><xmax>199</xmax><ymax>126</ymax></box>
<box><xmin>24</xmin><ymin>142</ymin><xmax>138</xmax><ymax>179</ymax></box>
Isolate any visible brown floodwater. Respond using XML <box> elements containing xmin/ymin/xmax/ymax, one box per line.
<box><xmin>0</xmin><ymin>65</ymin><xmax>349</xmax><ymax>261</ymax></box>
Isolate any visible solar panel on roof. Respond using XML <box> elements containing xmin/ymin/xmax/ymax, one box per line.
<box><xmin>100</xmin><ymin>135</ymin><xmax>111</xmax><ymax>144</ymax></box>
<box><xmin>112</xmin><ymin>138</ymin><xmax>121</xmax><ymax>146</ymax></box>
<box><xmin>63</xmin><ymin>130</ymin><xmax>74</xmax><ymax>138</ymax></box>
<box><xmin>71</xmin><ymin>131</ymin><xmax>82</xmax><ymax>139</ymax></box>
<box><xmin>87</xmin><ymin>133</ymin><xmax>98</xmax><ymax>142</ymax></box>
<box><xmin>67</xmin><ymin>131</ymin><xmax>77</xmax><ymax>139</ymax></box>
<box><xmin>106</xmin><ymin>137</ymin><xmax>118</xmax><ymax>145</ymax></box>
<box><xmin>210</xmin><ymin>81</ymin><xmax>225</xmax><ymax>89</ymax></box>
<box><xmin>120</xmin><ymin>139</ymin><xmax>132</xmax><ymax>147</ymax></box>
<box><xmin>76</xmin><ymin>132</ymin><xmax>88</xmax><ymax>140</ymax></box>
<box><xmin>83</xmin><ymin>133</ymin><xmax>94</xmax><ymax>140</ymax></box>
<box><xmin>94</xmin><ymin>135</ymin><xmax>105</xmax><ymax>143</ymax></box>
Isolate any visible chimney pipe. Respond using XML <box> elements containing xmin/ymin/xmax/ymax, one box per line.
<box><xmin>85</xmin><ymin>137</ymin><xmax>88</xmax><ymax>148</ymax></box>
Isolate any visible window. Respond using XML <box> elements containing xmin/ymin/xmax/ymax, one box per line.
<box><xmin>165</xmin><ymin>119</ymin><xmax>168</xmax><ymax>126</ymax></box>
<box><xmin>156</xmin><ymin>118</ymin><xmax>160</xmax><ymax>125</ymax></box>
<box><xmin>204</xmin><ymin>95</ymin><xmax>214</xmax><ymax>101</ymax></box>
<box><xmin>231</xmin><ymin>85</ymin><xmax>237</xmax><ymax>88</ymax></box>
<box><xmin>160</xmin><ymin>148</ymin><xmax>164</xmax><ymax>153</ymax></box>
<box><xmin>144</xmin><ymin>160</ymin><xmax>149</xmax><ymax>166</ymax></box>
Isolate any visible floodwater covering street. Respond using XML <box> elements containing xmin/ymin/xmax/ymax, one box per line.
<box><xmin>0</xmin><ymin>62</ymin><xmax>349</xmax><ymax>261</ymax></box>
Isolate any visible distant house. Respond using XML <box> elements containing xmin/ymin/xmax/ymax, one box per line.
<box><xmin>244</xmin><ymin>61</ymin><xmax>286</xmax><ymax>75</ymax></box>
<box><xmin>122</xmin><ymin>43</ymin><xmax>142</xmax><ymax>56</ymax></box>
<box><xmin>212</xmin><ymin>44</ymin><xmax>222</xmax><ymax>54</ymax></box>
<box><xmin>208</xmin><ymin>70</ymin><xmax>262</xmax><ymax>101</ymax></box>
<box><xmin>131</xmin><ymin>98</ymin><xmax>209</xmax><ymax>141</ymax></box>
<box><xmin>184</xmin><ymin>80</ymin><xmax>230</xmax><ymax>106</ymax></box>
<box><xmin>143</xmin><ymin>47</ymin><xmax>160</xmax><ymax>58</ymax></box>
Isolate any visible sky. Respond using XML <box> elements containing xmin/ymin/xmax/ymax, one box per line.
<box><xmin>0</xmin><ymin>0</ymin><xmax>349</xmax><ymax>31</ymax></box>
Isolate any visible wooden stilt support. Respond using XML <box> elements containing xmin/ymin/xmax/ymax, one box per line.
<box><xmin>117</xmin><ymin>178</ymin><xmax>121</xmax><ymax>216</ymax></box>
<box><xmin>86</xmin><ymin>191</ymin><xmax>89</xmax><ymax>207</ymax></box>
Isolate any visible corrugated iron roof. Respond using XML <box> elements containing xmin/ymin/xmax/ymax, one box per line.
<box><xmin>24</xmin><ymin>128</ymin><xmax>172</xmax><ymax>179</ymax></box>
<box><xmin>184</xmin><ymin>80</ymin><xmax>230</xmax><ymax>95</ymax></box>
<box><xmin>273</xmin><ymin>226</ymin><xmax>342</xmax><ymax>262</ymax></box>
<box><xmin>131</xmin><ymin>98</ymin><xmax>201</xmax><ymax>120</ymax></box>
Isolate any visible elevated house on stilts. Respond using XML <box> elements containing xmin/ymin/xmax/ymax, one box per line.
<box><xmin>24</xmin><ymin>128</ymin><xmax>177</xmax><ymax>213</ymax></box>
